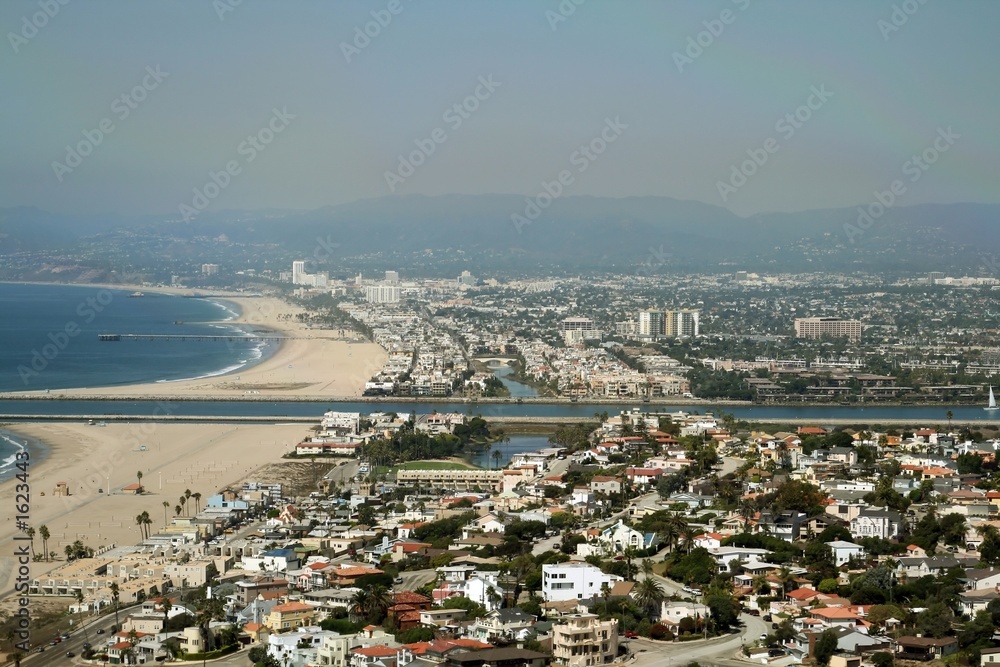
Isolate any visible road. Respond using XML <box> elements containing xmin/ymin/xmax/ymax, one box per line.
<box><xmin>23</xmin><ymin>605</ymin><xmax>137</xmax><ymax>666</ymax></box>
<box><xmin>629</xmin><ymin>612</ymin><xmax>769</xmax><ymax>667</ymax></box>
<box><xmin>394</xmin><ymin>568</ymin><xmax>438</xmax><ymax>592</ymax></box>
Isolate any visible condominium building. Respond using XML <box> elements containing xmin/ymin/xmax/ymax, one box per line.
<box><xmin>365</xmin><ymin>284</ymin><xmax>401</xmax><ymax>304</ymax></box>
<box><xmin>637</xmin><ymin>310</ymin><xmax>664</xmax><ymax>338</ymax></box>
<box><xmin>794</xmin><ymin>317</ymin><xmax>862</xmax><ymax>343</ymax></box>
<box><xmin>395</xmin><ymin>469</ymin><xmax>503</xmax><ymax>491</ymax></box>
<box><xmin>552</xmin><ymin>614</ymin><xmax>618</xmax><ymax>667</ymax></box>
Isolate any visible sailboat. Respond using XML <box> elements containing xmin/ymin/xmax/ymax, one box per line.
<box><xmin>986</xmin><ymin>386</ymin><xmax>999</xmax><ymax>411</ymax></box>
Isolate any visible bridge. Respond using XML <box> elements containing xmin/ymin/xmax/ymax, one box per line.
<box><xmin>97</xmin><ymin>333</ymin><xmax>291</xmax><ymax>343</ymax></box>
<box><xmin>471</xmin><ymin>355</ymin><xmax>519</xmax><ymax>365</ymax></box>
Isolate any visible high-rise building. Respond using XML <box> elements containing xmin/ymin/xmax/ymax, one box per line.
<box><xmin>458</xmin><ymin>270</ymin><xmax>476</xmax><ymax>287</ymax></box>
<box><xmin>638</xmin><ymin>310</ymin><xmax>664</xmax><ymax>338</ymax></box>
<box><xmin>794</xmin><ymin>317</ymin><xmax>862</xmax><ymax>343</ymax></box>
<box><xmin>291</xmin><ymin>260</ymin><xmax>306</xmax><ymax>285</ymax></box>
<box><xmin>670</xmin><ymin>309</ymin><xmax>700</xmax><ymax>338</ymax></box>
<box><xmin>385</xmin><ymin>270</ymin><xmax>399</xmax><ymax>283</ymax></box>
<box><xmin>364</xmin><ymin>284</ymin><xmax>401</xmax><ymax>304</ymax></box>
<box><xmin>201</xmin><ymin>263</ymin><xmax>219</xmax><ymax>275</ymax></box>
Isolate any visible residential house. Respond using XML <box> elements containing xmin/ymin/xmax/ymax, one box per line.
<box><xmin>470</xmin><ymin>608</ymin><xmax>537</xmax><ymax>643</ymax></box>
<box><xmin>850</xmin><ymin>509</ymin><xmax>902</xmax><ymax>540</ymax></box>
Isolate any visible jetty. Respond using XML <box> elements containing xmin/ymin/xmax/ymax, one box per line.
<box><xmin>98</xmin><ymin>333</ymin><xmax>292</xmax><ymax>342</ymax></box>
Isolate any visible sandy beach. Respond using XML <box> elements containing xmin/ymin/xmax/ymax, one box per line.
<box><xmin>0</xmin><ymin>284</ymin><xmax>387</xmax><ymax>400</ymax></box>
<box><xmin>0</xmin><ymin>421</ymin><xmax>313</xmax><ymax>596</ymax></box>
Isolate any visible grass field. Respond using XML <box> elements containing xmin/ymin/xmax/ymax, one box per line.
<box><xmin>396</xmin><ymin>460</ymin><xmax>477</xmax><ymax>471</ymax></box>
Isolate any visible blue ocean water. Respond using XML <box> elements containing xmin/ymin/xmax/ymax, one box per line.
<box><xmin>0</xmin><ymin>282</ymin><xmax>276</xmax><ymax>392</ymax></box>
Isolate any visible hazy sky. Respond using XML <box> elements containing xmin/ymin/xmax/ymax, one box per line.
<box><xmin>2</xmin><ymin>0</ymin><xmax>998</xmax><ymax>218</ymax></box>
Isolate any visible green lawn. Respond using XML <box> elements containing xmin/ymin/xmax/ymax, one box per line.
<box><xmin>396</xmin><ymin>461</ymin><xmax>477</xmax><ymax>471</ymax></box>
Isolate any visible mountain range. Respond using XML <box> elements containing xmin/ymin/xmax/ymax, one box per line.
<box><xmin>2</xmin><ymin>195</ymin><xmax>997</xmax><ymax>274</ymax></box>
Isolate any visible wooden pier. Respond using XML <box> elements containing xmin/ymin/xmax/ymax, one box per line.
<box><xmin>97</xmin><ymin>333</ymin><xmax>290</xmax><ymax>342</ymax></box>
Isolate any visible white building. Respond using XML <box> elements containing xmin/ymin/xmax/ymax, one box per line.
<box><xmin>364</xmin><ymin>284</ymin><xmax>401</xmax><ymax>304</ymax></box>
<box><xmin>542</xmin><ymin>563</ymin><xmax>623</xmax><ymax>602</ymax></box>
<box><xmin>826</xmin><ymin>540</ymin><xmax>866</xmax><ymax>567</ymax></box>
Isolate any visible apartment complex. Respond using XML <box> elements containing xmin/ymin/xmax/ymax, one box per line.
<box><xmin>794</xmin><ymin>317</ymin><xmax>862</xmax><ymax>343</ymax></box>
<box><xmin>552</xmin><ymin>614</ymin><xmax>619</xmax><ymax>667</ymax></box>
<box><xmin>637</xmin><ymin>309</ymin><xmax>699</xmax><ymax>339</ymax></box>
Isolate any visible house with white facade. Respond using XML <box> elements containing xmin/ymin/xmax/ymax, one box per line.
<box><xmin>542</xmin><ymin>563</ymin><xmax>623</xmax><ymax>602</ymax></box>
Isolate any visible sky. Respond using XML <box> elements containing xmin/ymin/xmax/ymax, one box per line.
<box><xmin>1</xmin><ymin>0</ymin><xmax>998</xmax><ymax>218</ymax></box>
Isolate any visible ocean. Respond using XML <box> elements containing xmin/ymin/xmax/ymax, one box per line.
<box><xmin>0</xmin><ymin>283</ymin><xmax>277</xmax><ymax>393</ymax></box>
<box><xmin>0</xmin><ymin>282</ymin><xmax>277</xmax><ymax>481</ymax></box>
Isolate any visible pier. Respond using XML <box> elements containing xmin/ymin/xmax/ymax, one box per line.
<box><xmin>98</xmin><ymin>333</ymin><xmax>292</xmax><ymax>342</ymax></box>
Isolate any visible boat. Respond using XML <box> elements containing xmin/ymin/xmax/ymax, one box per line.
<box><xmin>987</xmin><ymin>386</ymin><xmax>999</xmax><ymax>411</ymax></box>
<box><xmin>129</xmin><ymin>291</ymin><xmax>144</xmax><ymax>298</ymax></box>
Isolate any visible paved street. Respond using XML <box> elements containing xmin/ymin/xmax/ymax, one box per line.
<box><xmin>630</xmin><ymin>612</ymin><xmax>769</xmax><ymax>667</ymax></box>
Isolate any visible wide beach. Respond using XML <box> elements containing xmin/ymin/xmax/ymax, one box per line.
<box><xmin>0</xmin><ymin>420</ymin><xmax>312</xmax><ymax>597</ymax></box>
<box><xmin>1</xmin><ymin>284</ymin><xmax>387</xmax><ymax>400</ymax></box>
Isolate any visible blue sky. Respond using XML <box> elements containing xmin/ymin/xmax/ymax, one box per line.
<box><xmin>1</xmin><ymin>0</ymin><xmax>997</xmax><ymax>217</ymax></box>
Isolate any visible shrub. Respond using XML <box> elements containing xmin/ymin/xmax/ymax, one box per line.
<box><xmin>649</xmin><ymin>624</ymin><xmax>675</xmax><ymax>641</ymax></box>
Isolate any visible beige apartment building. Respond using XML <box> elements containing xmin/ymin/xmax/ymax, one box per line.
<box><xmin>794</xmin><ymin>317</ymin><xmax>862</xmax><ymax>343</ymax></box>
<box><xmin>552</xmin><ymin>614</ymin><xmax>619</xmax><ymax>667</ymax></box>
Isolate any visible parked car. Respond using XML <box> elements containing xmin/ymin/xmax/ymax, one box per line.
<box><xmin>624</xmin><ymin>631</ymin><xmax>639</xmax><ymax>639</ymax></box>
<box><xmin>65</xmin><ymin>652</ymin><xmax>75</xmax><ymax>658</ymax></box>
<box><xmin>748</xmin><ymin>609</ymin><xmax>760</xmax><ymax>616</ymax></box>
<box><xmin>394</xmin><ymin>577</ymin><xmax>403</xmax><ymax>584</ymax></box>
<box><xmin>96</xmin><ymin>629</ymin><xmax>105</xmax><ymax>635</ymax></box>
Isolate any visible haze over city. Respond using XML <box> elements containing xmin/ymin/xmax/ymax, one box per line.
<box><xmin>2</xmin><ymin>0</ymin><xmax>999</xmax><ymax>218</ymax></box>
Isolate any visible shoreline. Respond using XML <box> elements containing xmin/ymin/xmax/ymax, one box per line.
<box><xmin>0</xmin><ymin>281</ymin><xmax>387</xmax><ymax>400</ymax></box>
<box><xmin>0</xmin><ymin>420</ymin><xmax>310</xmax><ymax>598</ymax></box>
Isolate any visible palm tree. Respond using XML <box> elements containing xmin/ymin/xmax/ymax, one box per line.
<box><xmin>192</xmin><ymin>492</ymin><xmax>202</xmax><ymax>514</ymax></box>
<box><xmin>142</xmin><ymin>512</ymin><xmax>153</xmax><ymax>538</ymax></box>
<box><xmin>136</xmin><ymin>470</ymin><xmax>143</xmax><ymax>488</ymax></box>
<box><xmin>65</xmin><ymin>544</ymin><xmax>74</xmax><ymax>561</ymax></box>
<box><xmin>39</xmin><ymin>525</ymin><xmax>50</xmax><ymax>562</ymax></box>
<box><xmin>162</xmin><ymin>501</ymin><xmax>170</xmax><ymax>527</ymax></box>
<box><xmin>368</xmin><ymin>585</ymin><xmax>393</xmax><ymax>620</ymax></box>
<box><xmin>161</xmin><ymin>597</ymin><xmax>172</xmax><ymax>631</ymax></box>
<box><xmin>25</xmin><ymin>527</ymin><xmax>35</xmax><ymax>559</ymax></box>
<box><xmin>110</xmin><ymin>582</ymin><xmax>121</xmax><ymax>631</ymax></box>
<box><xmin>351</xmin><ymin>588</ymin><xmax>371</xmax><ymax>621</ymax></box>
<box><xmin>777</xmin><ymin>565</ymin><xmax>795</xmax><ymax>600</ymax></box>
<box><xmin>492</xmin><ymin>449</ymin><xmax>503</xmax><ymax>470</ymax></box>
<box><xmin>179</xmin><ymin>495</ymin><xmax>187</xmax><ymax>516</ymax></box>
<box><xmin>174</xmin><ymin>504</ymin><xmax>182</xmax><ymax>517</ymax></box>
<box><xmin>483</xmin><ymin>442</ymin><xmax>493</xmax><ymax>468</ymax></box>
<box><xmin>75</xmin><ymin>589</ymin><xmax>90</xmax><ymax>647</ymax></box>
<box><xmin>135</xmin><ymin>514</ymin><xmax>146</xmax><ymax>539</ymax></box>
<box><xmin>634</xmin><ymin>576</ymin><xmax>665</xmax><ymax>617</ymax></box>
<box><xmin>946</xmin><ymin>410</ymin><xmax>954</xmax><ymax>431</ymax></box>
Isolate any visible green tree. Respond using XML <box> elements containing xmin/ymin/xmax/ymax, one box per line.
<box><xmin>815</xmin><ymin>629</ymin><xmax>839</xmax><ymax>666</ymax></box>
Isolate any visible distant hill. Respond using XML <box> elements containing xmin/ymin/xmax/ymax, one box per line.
<box><xmin>2</xmin><ymin>196</ymin><xmax>998</xmax><ymax>273</ymax></box>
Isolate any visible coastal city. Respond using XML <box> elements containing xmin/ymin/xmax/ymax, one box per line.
<box><xmin>3</xmin><ymin>3</ymin><xmax>999</xmax><ymax>667</ymax></box>
<box><xmin>2</xmin><ymin>264</ymin><xmax>1000</xmax><ymax>667</ymax></box>
<box><xmin>5</xmin><ymin>400</ymin><xmax>1000</xmax><ymax>667</ymax></box>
